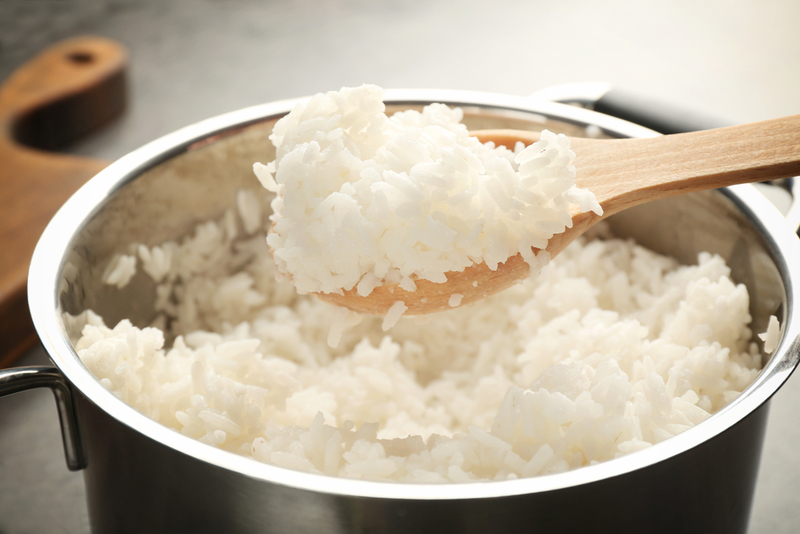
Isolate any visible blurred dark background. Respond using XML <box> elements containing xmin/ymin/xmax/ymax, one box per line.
<box><xmin>1</xmin><ymin>1</ymin><xmax>799</xmax><ymax>532</ymax></box>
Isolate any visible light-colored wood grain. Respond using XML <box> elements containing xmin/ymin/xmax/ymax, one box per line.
<box><xmin>318</xmin><ymin>116</ymin><xmax>800</xmax><ymax>315</ymax></box>
<box><xmin>0</xmin><ymin>36</ymin><xmax>127</xmax><ymax>367</ymax></box>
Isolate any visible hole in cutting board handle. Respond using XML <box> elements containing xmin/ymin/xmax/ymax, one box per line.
<box><xmin>66</xmin><ymin>51</ymin><xmax>95</xmax><ymax>64</ymax></box>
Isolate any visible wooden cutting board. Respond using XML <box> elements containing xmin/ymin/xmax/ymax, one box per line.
<box><xmin>0</xmin><ymin>36</ymin><xmax>127</xmax><ymax>368</ymax></box>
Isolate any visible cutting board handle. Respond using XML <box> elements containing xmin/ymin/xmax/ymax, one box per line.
<box><xmin>0</xmin><ymin>36</ymin><xmax>127</xmax><ymax>367</ymax></box>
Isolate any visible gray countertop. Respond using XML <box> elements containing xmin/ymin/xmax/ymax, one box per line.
<box><xmin>1</xmin><ymin>0</ymin><xmax>800</xmax><ymax>532</ymax></box>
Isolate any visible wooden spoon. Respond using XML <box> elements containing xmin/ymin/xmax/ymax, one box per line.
<box><xmin>316</xmin><ymin>114</ymin><xmax>800</xmax><ymax>315</ymax></box>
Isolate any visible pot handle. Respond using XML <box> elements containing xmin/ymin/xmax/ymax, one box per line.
<box><xmin>531</xmin><ymin>82</ymin><xmax>800</xmax><ymax>234</ymax></box>
<box><xmin>0</xmin><ymin>365</ymin><xmax>86</xmax><ymax>471</ymax></box>
<box><xmin>529</xmin><ymin>82</ymin><xmax>731</xmax><ymax>134</ymax></box>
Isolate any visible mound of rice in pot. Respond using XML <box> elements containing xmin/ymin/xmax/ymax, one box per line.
<box><xmin>72</xmin><ymin>192</ymin><xmax>772</xmax><ymax>482</ymax></box>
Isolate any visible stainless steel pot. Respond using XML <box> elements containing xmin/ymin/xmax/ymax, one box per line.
<box><xmin>2</xmin><ymin>90</ymin><xmax>799</xmax><ymax>534</ymax></box>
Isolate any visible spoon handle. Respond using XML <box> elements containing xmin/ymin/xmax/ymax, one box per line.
<box><xmin>577</xmin><ymin>114</ymin><xmax>800</xmax><ymax>216</ymax></box>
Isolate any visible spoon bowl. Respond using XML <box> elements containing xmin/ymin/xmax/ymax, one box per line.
<box><xmin>317</xmin><ymin>115</ymin><xmax>800</xmax><ymax>315</ymax></box>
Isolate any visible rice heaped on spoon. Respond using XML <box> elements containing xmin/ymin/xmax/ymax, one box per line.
<box><xmin>254</xmin><ymin>85</ymin><xmax>602</xmax><ymax>300</ymax></box>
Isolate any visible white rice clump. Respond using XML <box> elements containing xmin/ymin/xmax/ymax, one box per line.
<box><xmin>73</xmin><ymin>199</ymin><xmax>773</xmax><ymax>483</ymax></box>
<box><xmin>254</xmin><ymin>85</ymin><xmax>602</xmax><ymax>297</ymax></box>
<box><xmin>102</xmin><ymin>254</ymin><xmax>137</xmax><ymax>288</ymax></box>
<box><xmin>759</xmin><ymin>315</ymin><xmax>781</xmax><ymax>354</ymax></box>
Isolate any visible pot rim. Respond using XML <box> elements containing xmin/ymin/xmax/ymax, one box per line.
<box><xmin>28</xmin><ymin>88</ymin><xmax>800</xmax><ymax>500</ymax></box>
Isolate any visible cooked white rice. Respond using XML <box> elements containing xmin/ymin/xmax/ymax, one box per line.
<box><xmin>254</xmin><ymin>85</ymin><xmax>601</xmax><ymax>297</ymax></box>
<box><xmin>759</xmin><ymin>315</ymin><xmax>781</xmax><ymax>354</ymax></box>
<box><xmin>101</xmin><ymin>253</ymin><xmax>137</xmax><ymax>288</ymax></box>
<box><xmin>72</xmin><ymin>198</ymin><xmax>770</xmax><ymax>483</ymax></box>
